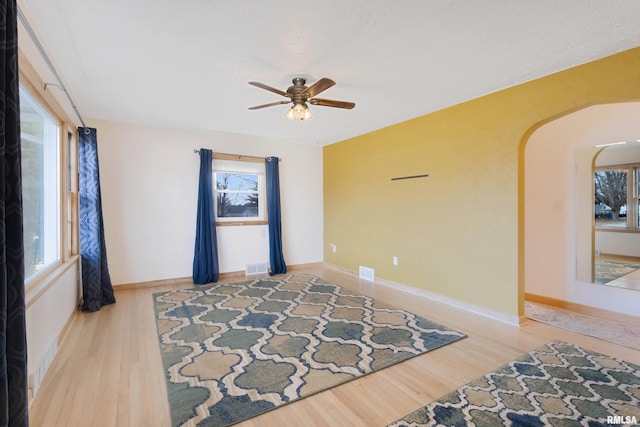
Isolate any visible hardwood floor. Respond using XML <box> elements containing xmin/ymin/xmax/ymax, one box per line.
<box><xmin>28</xmin><ymin>266</ymin><xmax>640</xmax><ymax>427</ymax></box>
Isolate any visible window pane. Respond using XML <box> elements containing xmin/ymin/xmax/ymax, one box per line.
<box><xmin>217</xmin><ymin>192</ymin><xmax>259</xmax><ymax>217</ymax></box>
<box><xmin>20</xmin><ymin>87</ymin><xmax>60</xmax><ymax>280</ymax></box>
<box><xmin>215</xmin><ymin>172</ymin><xmax>261</xmax><ymax>219</ymax></box>
<box><xmin>216</xmin><ymin>173</ymin><xmax>258</xmax><ymax>191</ymax></box>
<box><xmin>594</xmin><ymin>169</ymin><xmax>627</xmax><ymax>229</ymax></box>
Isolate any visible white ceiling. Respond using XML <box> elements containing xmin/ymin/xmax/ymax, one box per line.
<box><xmin>18</xmin><ymin>0</ymin><xmax>640</xmax><ymax>146</ymax></box>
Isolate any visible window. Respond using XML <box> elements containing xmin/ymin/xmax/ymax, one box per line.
<box><xmin>20</xmin><ymin>86</ymin><xmax>61</xmax><ymax>280</ymax></box>
<box><xmin>213</xmin><ymin>158</ymin><xmax>265</xmax><ymax>224</ymax></box>
<box><xmin>594</xmin><ymin>166</ymin><xmax>640</xmax><ymax>230</ymax></box>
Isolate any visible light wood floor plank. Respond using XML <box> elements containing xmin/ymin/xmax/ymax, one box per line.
<box><xmin>28</xmin><ymin>267</ymin><xmax>640</xmax><ymax>426</ymax></box>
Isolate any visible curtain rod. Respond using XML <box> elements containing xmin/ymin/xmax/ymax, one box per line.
<box><xmin>17</xmin><ymin>5</ymin><xmax>88</xmax><ymax>130</ymax></box>
<box><xmin>193</xmin><ymin>150</ymin><xmax>281</xmax><ymax>162</ymax></box>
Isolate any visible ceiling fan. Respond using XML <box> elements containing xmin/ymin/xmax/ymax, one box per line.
<box><xmin>248</xmin><ymin>77</ymin><xmax>355</xmax><ymax>121</ymax></box>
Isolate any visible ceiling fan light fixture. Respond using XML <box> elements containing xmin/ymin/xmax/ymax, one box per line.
<box><xmin>284</xmin><ymin>106</ymin><xmax>295</xmax><ymax>120</ymax></box>
<box><xmin>302</xmin><ymin>105</ymin><xmax>312</xmax><ymax>121</ymax></box>
<box><xmin>250</xmin><ymin>77</ymin><xmax>353</xmax><ymax>120</ymax></box>
<box><xmin>285</xmin><ymin>103</ymin><xmax>312</xmax><ymax>121</ymax></box>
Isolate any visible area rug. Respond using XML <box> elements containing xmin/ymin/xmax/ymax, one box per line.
<box><xmin>525</xmin><ymin>302</ymin><xmax>640</xmax><ymax>350</ymax></box>
<box><xmin>595</xmin><ymin>260</ymin><xmax>640</xmax><ymax>284</ymax></box>
<box><xmin>153</xmin><ymin>273</ymin><xmax>466</xmax><ymax>426</ymax></box>
<box><xmin>388</xmin><ymin>341</ymin><xmax>640</xmax><ymax>427</ymax></box>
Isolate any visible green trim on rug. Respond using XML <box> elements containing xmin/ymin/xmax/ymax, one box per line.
<box><xmin>153</xmin><ymin>273</ymin><xmax>466</xmax><ymax>426</ymax></box>
<box><xmin>388</xmin><ymin>341</ymin><xmax>640</xmax><ymax>427</ymax></box>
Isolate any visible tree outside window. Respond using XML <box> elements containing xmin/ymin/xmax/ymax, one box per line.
<box><xmin>212</xmin><ymin>157</ymin><xmax>266</xmax><ymax>225</ymax></box>
<box><xmin>593</xmin><ymin>167</ymin><xmax>640</xmax><ymax>230</ymax></box>
<box><xmin>215</xmin><ymin>173</ymin><xmax>260</xmax><ymax>218</ymax></box>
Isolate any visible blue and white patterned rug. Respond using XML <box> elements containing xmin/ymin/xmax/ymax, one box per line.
<box><xmin>525</xmin><ymin>302</ymin><xmax>640</xmax><ymax>350</ymax></box>
<box><xmin>389</xmin><ymin>341</ymin><xmax>640</xmax><ymax>426</ymax></box>
<box><xmin>153</xmin><ymin>274</ymin><xmax>466</xmax><ymax>426</ymax></box>
<box><xmin>595</xmin><ymin>260</ymin><xmax>640</xmax><ymax>284</ymax></box>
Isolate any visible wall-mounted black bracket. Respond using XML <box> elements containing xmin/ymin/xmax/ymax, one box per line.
<box><xmin>390</xmin><ymin>174</ymin><xmax>429</xmax><ymax>181</ymax></box>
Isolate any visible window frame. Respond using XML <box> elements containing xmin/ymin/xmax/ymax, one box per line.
<box><xmin>20</xmin><ymin>84</ymin><xmax>62</xmax><ymax>283</ymax></box>
<box><xmin>212</xmin><ymin>154</ymin><xmax>267</xmax><ymax>226</ymax></box>
<box><xmin>19</xmin><ymin>55</ymin><xmax>79</xmax><ymax>296</ymax></box>
<box><xmin>65</xmin><ymin>126</ymin><xmax>79</xmax><ymax>257</ymax></box>
<box><xmin>594</xmin><ymin>163</ymin><xmax>640</xmax><ymax>232</ymax></box>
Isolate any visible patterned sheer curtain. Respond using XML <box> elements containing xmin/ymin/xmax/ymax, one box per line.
<box><xmin>0</xmin><ymin>0</ymin><xmax>29</xmax><ymax>424</ymax></box>
<box><xmin>193</xmin><ymin>148</ymin><xmax>219</xmax><ymax>284</ymax></box>
<box><xmin>78</xmin><ymin>127</ymin><xmax>116</xmax><ymax>311</ymax></box>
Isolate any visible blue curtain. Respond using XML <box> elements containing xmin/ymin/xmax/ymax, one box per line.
<box><xmin>193</xmin><ymin>149</ymin><xmax>219</xmax><ymax>284</ymax></box>
<box><xmin>78</xmin><ymin>127</ymin><xmax>116</xmax><ymax>312</ymax></box>
<box><xmin>266</xmin><ymin>157</ymin><xmax>286</xmax><ymax>275</ymax></box>
<box><xmin>0</xmin><ymin>0</ymin><xmax>29</xmax><ymax>424</ymax></box>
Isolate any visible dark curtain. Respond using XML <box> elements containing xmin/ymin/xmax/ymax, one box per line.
<box><xmin>0</xmin><ymin>0</ymin><xmax>29</xmax><ymax>424</ymax></box>
<box><xmin>265</xmin><ymin>157</ymin><xmax>286</xmax><ymax>275</ymax></box>
<box><xmin>78</xmin><ymin>127</ymin><xmax>116</xmax><ymax>312</ymax></box>
<box><xmin>193</xmin><ymin>149</ymin><xmax>219</xmax><ymax>284</ymax></box>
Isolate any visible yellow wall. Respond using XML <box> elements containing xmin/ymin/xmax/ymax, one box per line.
<box><xmin>323</xmin><ymin>47</ymin><xmax>640</xmax><ymax>318</ymax></box>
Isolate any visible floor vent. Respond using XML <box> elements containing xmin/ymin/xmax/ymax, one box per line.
<box><xmin>359</xmin><ymin>266</ymin><xmax>375</xmax><ymax>282</ymax></box>
<box><xmin>246</xmin><ymin>262</ymin><xmax>268</xmax><ymax>275</ymax></box>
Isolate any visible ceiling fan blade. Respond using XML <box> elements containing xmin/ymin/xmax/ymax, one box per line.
<box><xmin>303</xmin><ymin>78</ymin><xmax>335</xmax><ymax>98</ymax></box>
<box><xmin>248</xmin><ymin>100</ymin><xmax>291</xmax><ymax>110</ymax></box>
<box><xmin>248</xmin><ymin>81</ymin><xmax>291</xmax><ymax>98</ymax></box>
<box><xmin>309</xmin><ymin>98</ymin><xmax>356</xmax><ymax>109</ymax></box>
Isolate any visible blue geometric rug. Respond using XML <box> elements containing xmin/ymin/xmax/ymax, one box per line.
<box><xmin>388</xmin><ymin>341</ymin><xmax>640</xmax><ymax>427</ymax></box>
<box><xmin>153</xmin><ymin>274</ymin><xmax>466</xmax><ymax>426</ymax></box>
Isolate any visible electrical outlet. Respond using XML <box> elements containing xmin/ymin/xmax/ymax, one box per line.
<box><xmin>330</xmin><ymin>243</ymin><xmax>337</xmax><ymax>253</ymax></box>
<box><xmin>393</xmin><ymin>256</ymin><xmax>398</xmax><ymax>266</ymax></box>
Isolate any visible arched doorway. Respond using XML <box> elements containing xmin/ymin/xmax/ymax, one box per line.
<box><xmin>522</xmin><ymin>102</ymin><xmax>640</xmax><ymax>318</ymax></box>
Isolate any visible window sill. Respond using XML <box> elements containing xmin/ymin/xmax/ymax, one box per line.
<box><xmin>595</xmin><ymin>227</ymin><xmax>640</xmax><ymax>233</ymax></box>
<box><xmin>216</xmin><ymin>220</ymin><xmax>268</xmax><ymax>227</ymax></box>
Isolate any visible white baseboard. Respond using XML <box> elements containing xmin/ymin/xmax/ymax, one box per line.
<box><xmin>324</xmin><ymin>262</ymin><xmax>523</xmax><ymax>326</ymax></box>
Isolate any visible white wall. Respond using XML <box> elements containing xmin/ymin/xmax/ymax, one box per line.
<box><xmin>91</xmin><ymin>120</ymin><xmax>323</xmax><ymax>285</ymax></box>
<box><xmin>26</xmin><ymin>259</ymin><xmax>80</xmax><ymax>397</ymax></box>
<box><xmin>525</xmin><ymin>102</ymin><xmax>640</xmax><ymax>317</ymax></box>
<box><xmin>596</xmin><ymin>232</ymin><xmax>640</xmax><ymax>258</ymax></box>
